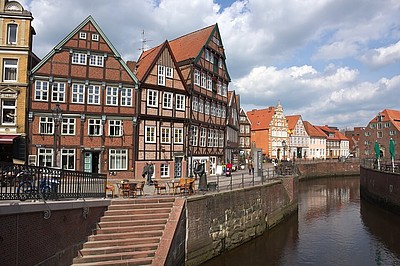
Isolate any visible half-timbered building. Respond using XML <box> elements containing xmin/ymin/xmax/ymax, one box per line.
<box><xmin>168</xmin><ymin>24</ymin><xmax>230</xmax><ymax>176</ymax></box>
<box><xmin>130</xmin><ymin>40</ymin><xmax>189</xmax><ymax>179</ymax></box>
<box><xmin>238</xmin><ymin>107</ymin><xmax>252</xmax><ymax>157</ymax></box>
<box><xmin>27</xmin><ymin>16</ymin><xmax>138</xmax><ymax>180</ymax></box>
<box><xmin>225</xmin><ymin>91</ymin><xmax>239</xmax><ymax>165</ymax></box>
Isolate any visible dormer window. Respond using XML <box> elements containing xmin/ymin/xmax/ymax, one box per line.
<box><xmin>7</xmin><ymin>24</ymin><xmax>17</xmax><ymax>44</ymax></box>
<box><xmin>79</xmin><ymin>32</ymin><xmax>87</xmax><ymax>39</ymax></box>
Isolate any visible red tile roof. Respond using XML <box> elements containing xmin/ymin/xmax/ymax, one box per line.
<box><xmin>303</xmin><ymin>121</ymin><xmax>326</xmax><ymax>138</ymax></box>
<box><xmin>169</xmin><ymin>25</ymin><xmax>215</xmax><ymax>62</ymax></box>
<box><xmin>370</xmin><ymin>109</ymin><xmax>400</xmax><ymax>131</ymax></box>
<box><xmin>135</xmin><ymin>43</ymin><xmax>164</xmax><ymax>81</ymax></box>
<box><xmin>247</xmin><ymin>107</ymin><xmax>275</xmax><ymax>130</ymax></box>
<box><xmin>286</xmin><ymin>115</ymin><xmax>301</xmax><ymax>131</ymax></box>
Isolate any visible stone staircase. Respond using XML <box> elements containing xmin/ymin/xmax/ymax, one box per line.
<box><xmin>73</xmin><ymin>197</ymin><xmax>176</xmax><ymax>265</ymax></box>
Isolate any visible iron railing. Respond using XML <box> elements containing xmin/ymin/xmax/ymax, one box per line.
<box><xmin>205</xmin><ymin>163</ymin><xmax>298</xmax><ymax>192</ymax></box>
<box><xmin>361</xmin><ymin>158</ymin><xmax>400</xmax><ymax>173</ymax></box>
<box><xmin>0</xmin><ymin>162</ymin><xmax>106</xmax><ymax>201</ymax></box>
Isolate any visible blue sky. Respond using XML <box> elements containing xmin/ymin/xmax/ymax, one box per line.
<box><xmin>21</xmin><ymin>0</ymin><xmax>400</xmax><ymax>129</ymax></box>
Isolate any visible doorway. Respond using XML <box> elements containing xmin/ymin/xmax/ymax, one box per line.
<box><xmin>83</xmin><ymin>151</ymin><xmax>100</xmax><ymax>173</ymax></box>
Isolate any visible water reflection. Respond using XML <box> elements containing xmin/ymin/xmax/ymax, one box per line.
<box><xmin>202</xmin><ymin>176</ymin><xmax>400</xmax><ymax>266</ymax></box>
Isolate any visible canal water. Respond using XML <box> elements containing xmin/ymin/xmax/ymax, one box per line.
<box><xmin>203</xmin><ymin>176</ymin><xmax>400</xmax><ymax>266</ymax></box>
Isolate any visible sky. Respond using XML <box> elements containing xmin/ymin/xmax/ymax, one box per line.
<box><xmin>20</xmin><ymin>0</ymin><xmax>400</xmax><ymax>129</ymax></box>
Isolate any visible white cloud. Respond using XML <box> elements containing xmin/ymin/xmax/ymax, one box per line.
<box><xmin>360</xmin><ymin>41</ymin><xmax>400</xmax><ymax>68</ymax></box>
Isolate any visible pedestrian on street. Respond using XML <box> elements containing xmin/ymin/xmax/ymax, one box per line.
<box><xmin>142</xmin><ymin>162</ymin><xmax>149</xmax><ymax>184</ymax></box>
<box><xmin>248</xmin><ymin>162</ymin><xmax>253</xmax><ymax>175</ymax></box>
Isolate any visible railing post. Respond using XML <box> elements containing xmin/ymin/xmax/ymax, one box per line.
<box><xmin>230</xmin><ymin>174</ymin><xmax>232</xmax><ymax>190</ymax></box>
<box><xmin>241</xmin><ymin>173</ymin><xmax>244</xmax><ymax>188</ymax></box>
<box><xmin>252</xmin><ymin>171</ymin><xmax>254</xmax><ymax>186</ymax></box>
<box><xmin>217</xmin><ymin>174</ymin><xmax>220</xmax><ymax>192</ymax></box>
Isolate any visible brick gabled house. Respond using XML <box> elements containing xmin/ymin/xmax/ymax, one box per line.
<box><xmin>27</xmin><ymin>16</ymin><xmax>138</xmax><ymax>180</ymax></box>
<box><xmin>345</xmin><ymin>126</ymin><xmax>364</xmax><ymax>158</ymax></box>
<box><xmin>238</xmin><ymin>107</ymin><xmax>251</xmax><ymax>157</ymax></box>
<box><xmin>286</xmin><ymin>115</ymin><xmax>309</xmax><ymax>160</ymax></box>
<box><xmin>359</xmin><ymin>109</ymin><xmax>400</xmax><ymax>159</ymax></box>
<box><xmin>247</xmin><ymin>107</ymin><xmax>274</xmax><ymax>157</ymax></box>
<box><xmin>130</xmin><ymin>40</ymin><xmax>189</xmax><ymax>179</ymax></box>
<box><xmin>168</xmin><ymin>24</ymin><xmax>231</xmax><ymax>175</ymax></box>
<box><xmin>315</xmin><ymin>125</ymin><xmax>349</xmax><ymax>159</ymax></box>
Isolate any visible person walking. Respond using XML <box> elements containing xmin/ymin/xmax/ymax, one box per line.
<box><xmin>248</xmin><ymin>162</ymin><xmax>253</xmax><ymax>175</ymax></box>
<box><xmin>147</xmin><ymin>161</ymin><xmax>154</xmax><ymax>185</ymax></box>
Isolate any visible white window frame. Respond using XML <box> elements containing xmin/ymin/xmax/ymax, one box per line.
<box><xmin>198</xmin><ymin>99</ymin><xmax>204</xmax><ymax>113</ymax></box>
<box><xmin>1</xmin><ymin>99</ymin><xmax>16</xmax><ymax>125</ymax></box>
<box><xmin>88</xmin><ymin>119</ymin><xmax>102</xmax><ymax>136</ymax></box>
<box><xmin>79</xmin><ymin>32</ymin><xmax>87</xmax><ymax>39</ymax></box>
<box><xmin>205</xmin><ymin>101</ymin><xmax>210</xmax><ymax>115</ymax></box>
<box><xmin>194</xmin><ymin>69</ymin><xmax>200</xmax><ymax>85</ymax></box>
<box><xmin>160</xmin><ymin>163</ymin><xmax>169</xmax><ymax>177</ymax></box>
<box><xmin>61</xmin><ymin>149</ymin><xmax>75</xmax><ymax>170</ymax></box>
<box><xmin>201</xmin><ymin>72</ymin><xmax>206</xmax><ymax>88</ymax></box>
<box><xmin>52</xmin><ymin>82</ymin><xmax>66</xmax><ymax>103</ymax></box>
<box><xmin>106</xmin><ymin>87</ymin><xmax>118</xmax><ymax>106</ymax></box>
<box><xmin>72</xmin><ymin>52</ymin><xmax>87</xmax><ymax>65</ymax></box>
<box><xmin>88</xmin><ymin>85</ymin><xmax>101</xmax><ymax>105</ymax></box>
<box><xmin>72</xmin><ymin>83</ymin><xmax>85</xmax><ymax>104</ymax></box>
<box><xmin>121</xmin><ymin>88</ymin><xmax>133</xmax><ymax>106</ymax></box>
<box><xmin>213</xmin><ymin>129</ymin><xmax>218</xmax><ymax>147</ymax></box>
<box><xmin>89</xmin><ymin>54</ymin><xmax>104</xmax><ymax>67</ymax></box>
<box><xmin>39</xmin><ymin>117</ymin><xmax>54</xmax><ymax>135</ymax></box>
<box><xmin>191</xmin><ymin>126</ymin><xmax>198</xmax><ymax>146</ymax></box>
<box><xmin>145</xmin><ymin>126</ymin><xmax>156</xmax><ymax>143</ymax></box>
<box><xmin>174</xmin><ymin>128</ymin><xmax>183</xmax><ymax>144</ymax></box>
<box><xmin>147</xmin><ymin>89</ymin><xmax>158</xmax><ymax>107</ymax></box>
<box><xmin>207</xmin><ymin>75</ymin><xmax>212</xmax><ymax>91</ymax></box>
<box><xmin>176</xmin><ymin>94</ymin><xmax>185</xmax><ymax>111</ymax></box>
<box><xmin>165</xmin><ymin>67</ymin><xmax>173</xmax><ymax>78</ymax></box>
<box><xmin>200</xmin><ymin>128</ymin><xmax>206</xmax><ymax>147</ymax></box>
<box><xmin>163</xmin><ymin>92</ymin><xmax>173</xmax><ymax>109</ymax></box>
<box><xmin>38</xmin><ymin>148</ymin><xmax>53</xmax><ymax>167</ymax></box>
<box><xmin>192</xmin><ymin>97</ymin><xmax>198</xmax><ymax>112</ymax></box>
<box><xmin>161</xmin><ymin>127</ymin><xmax>171</xmax><ymax>143</ymax></box>
<box><xmin>92</xmin><ymin>33</ymin><xmax>99</xmax><ymax>41</ymax></box>
<box><xmin>158</xmin><ymin>65</ymin><xmax>165</xmax><ymax>86</ymax></box>
<box><xmin>35</xmin><ymin>80</ymin><xmax>49</xmax><ymax>101</ymax></box>
<box><xmin>3</xmin><ymin>59</ymin><xmax>18</xmax><ymax>82</ymax></box>
<box><xmin>109</xmin><ymin>120</ymin><xmax>123</xmax><ymax>137</ymax></box>
<box><xmin>219</xmin><ymin>130</ymin><xmax>224</xmax><ymax>147</ymax></box>
<box><xmin>208</xmin><ymin>129</ymin><xmax>213</xmax><ymax>146</ymax></box>
<box><xmin>7</xmin><ymin>24</ymin><xmax>17</xmax><ymax>44</ymax></box>
<box><xmin>61</xmin><ymin>118</ymin><xmax>75</xmax><ymax>135</ymax></box>
<box><xmin>109</xmin><ymin>149</ymin><xmax>128</xmax><ymax>170</ymax></box>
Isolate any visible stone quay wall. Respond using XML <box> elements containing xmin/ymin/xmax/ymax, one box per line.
<box><xmin>185</xmin><ymin>176</ymin><xmax>298</xmax><ymax>265</ymax></box>
<box><xmin>360</xmin><ymin>166</ymin><xmax>400</xmax><ymax>214</ymax></box>
<box><xmin>297</xmin><ymin>161</ymin><xmax>360</xmax><ymax>180</ymax></box>
<box><xmin>0</xmin><ymin>200</ymin><xmax>109</xmax><ymax>266</ymax></box>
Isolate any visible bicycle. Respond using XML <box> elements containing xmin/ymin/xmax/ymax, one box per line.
<box><xmin>17</xmin><ymin>173</ymin><xmax>60</xmax><ymax>201</ymax></box>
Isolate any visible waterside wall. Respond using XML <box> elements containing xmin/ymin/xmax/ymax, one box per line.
<box><xmin>0</xmin><ymin>200</ymin><xmax>109</xmax><ymax>266</ymax></box>
<box><xmin>360</xmin><ymin>166</ymin><xmax>400</xmax><ymax>214</ymax></box>
<box><xmin>185</xmin><ymin>176</ymin><xmax>298</xmax><ymax>265</ymax></box>
<box><xmin>297</xmin><ymin>161</ymin><xmax>360</xmax><ymax>180</ymax></box>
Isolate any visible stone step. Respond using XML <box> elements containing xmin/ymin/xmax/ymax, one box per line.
<box><xmin>73</xmin><ymin>257</ymin><xmax>153</xmax><ymax>266</ymax></box>
<box><xmin>80</xmin><ymin>243</ymin><xmax>158</xmax><ymax>256</ymax></box>
<box><xmin>107</xmin><ymin>202</ymin><xmax>173</xmax><ymax>211</ymax></box>
<box><xmin>104</xmin><ymin>207</ymin><xmax>172</xmax><ymax>216</ymax></box>
<box><xmin>89</xmin><ymin>230</ymin><xmax>163</xmax><ymax>241</ymax></box>
<box><xmin>100</xmin><ymin>213</ymin><xmax>170</xmax><ymax>222</ymax></box>
<box><xmin>73</xmin><ymin>250</ymin><xmax>155</xmax><ymax>264</ymax></box>
<box><xmin>83</xmin><ymin>236</ymin><xmax>160</xmax><ymax>249</ymax></box>
<box><xmin>98</xmin><ymin>218</ymin><xmax>168</xmax><ymax>228</ymax></box>
<box><xmin>111</xmin><ymin>197</ymin><xmax>175</xmax><ymax>205</ymax></box>
<box><xmin>96</xmin><ymin>224</ymin><xmax>165</xmax><ymax>234</ymax></box>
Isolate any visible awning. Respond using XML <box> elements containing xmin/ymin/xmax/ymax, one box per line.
<box><xmin>0</xmin><ymin>134</ymin><xmax>19</xmax><ymax>144</ymax></box>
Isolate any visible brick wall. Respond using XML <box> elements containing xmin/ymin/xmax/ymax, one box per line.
<box><xmin>186</xmin><ymin>177</ymin><xmax>298</xmax><ymax>265</ymax></box>
<box><xmin>297</xmin><ymin>161</ymin><xmax>360</xmax><ymax>179</ymax></box>
<box><xmin>360</xmin><ymin>166</ymin><xmax>400</xmax><ymax>214</ymax></box>
<box><xmin>0</xmin><ymin>200</ymin><xmax>109</xmax><ymax>266</ymax></box>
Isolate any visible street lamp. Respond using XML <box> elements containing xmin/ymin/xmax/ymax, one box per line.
<box><xmin>282</xmin><ymin>140</ymin><xmax>286</xmax><ymax>161</ymax></box>
<box><xmin>188</xmin><ymin>125</ymin><xmax>194</xmax><ymax>178</ymax></box>
<box><xmin>52</xmin><ymin>103</ymin><xmax>63</xmax><ymax>167</ymax></box>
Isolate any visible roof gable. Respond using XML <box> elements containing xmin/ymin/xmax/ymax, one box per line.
<box><xmin>31</xmin><ymin>15</ymin><xmax>138</xmax><ymax>83</ymax></box>
<box><xmin>247</xmin><ymin>107</ymin><xmax>275</xmax><ymax>130</ymax></box>
<box><xmin>286</xmin><ymin>115</ymin><xmax>301</xmax><ymax>131</ymax></box>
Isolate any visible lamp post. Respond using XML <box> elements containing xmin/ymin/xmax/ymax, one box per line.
<box><xmin>282</xmin><ymin>140</ymin><xmax>286</xmax><ymax>161</ymax></box>
<box><xmin>52</xmin><ymin>103</ymin><xmax>63</xmax><ymax>167</ymax></box>
<box><xmin>188</xmin><ymin>125</ymin><xmax>194</xmax><ymax>178</ymax></box>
